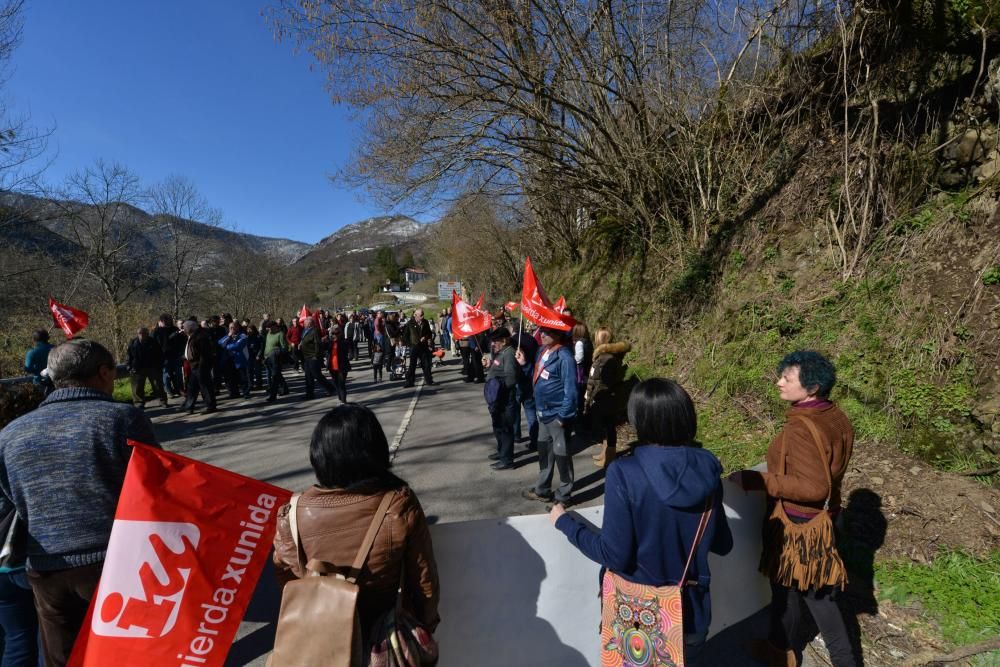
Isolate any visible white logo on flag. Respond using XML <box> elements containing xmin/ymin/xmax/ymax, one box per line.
<box><xmin>92</xmin><ymin>520</ymin><xmax>201</xmax><ymax>638</ymax></box>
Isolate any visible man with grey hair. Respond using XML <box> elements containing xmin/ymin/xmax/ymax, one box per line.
<box><xmin>403</xmin><ymin>308</ymin><xmax>435</xmax><ymax>388</ymax></box>
<box><xmin>0</xmin><ymin>338</ymin><xmax>158</xmax><ymax>665</ymax></box>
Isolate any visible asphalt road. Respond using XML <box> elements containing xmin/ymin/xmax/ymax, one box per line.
<box><xmin>149</xmin><ymin>346</ymin><xmax>610</xmax><ymax>667</ymax></box>
<box><xmin>151</xmin><ymin>348</ymin><xmax>608</xmax><ymax>522</ymax></box>
<box><xmin>147</xmin><ymin>350</ymin><xmax>805</xmax><ymax>667</ymax></box>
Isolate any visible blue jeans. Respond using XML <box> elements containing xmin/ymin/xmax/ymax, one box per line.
<box><xmin>0</xmin><ymin>570</ymin><xmax>40</xmax><ymax>667</ymax></box>
<box><xmin>514</xmin><ymin>391</ymin><xmax>538</xmax><ymax>446</ymax></box>
<box><xmin>162</xmin><ymin>356</ymin><xmax>183</xmax><ymax>395</ymax></box>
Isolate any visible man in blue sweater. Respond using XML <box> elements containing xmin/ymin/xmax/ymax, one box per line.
<box><xmin>519</xmin><ymin>327</ymin><xmax>578</xmax><ymax>506</ymax></box>
<box><xmin>0</xmin><ymin>339</ymin><xmax>158</xmax><ymax>666</ymax></box>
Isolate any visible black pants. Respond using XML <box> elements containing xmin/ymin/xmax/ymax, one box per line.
<box><xmin>330</xmin><ymin>369</ymin><xmax>348</xmax><ymax>402</ymax></box>
<box><xmin>28</xmin><ymin>562</ymin><xmax>103</xmax><ymax>667</ymax></box>
<box><xmin>491</xmin><ymin>393</ymin><xmax>518</xmax><ymax>464</ymax></box>
<box><xmin>266</xmin><ymin>352</ymin><xmax>288</xmax><ymax>399</ymax></box>
<box><xmin>303</xmin><ymin>358</ymin><xmax>335</xmax><ymax>398</ymax></box>
<box><xmin>183</xmin><ymin>364</ymin><xmax>216</xmax><ymax>411</ymax></box>
<box><xmin>459</xmin><ymin>345</ymin><xmax>472</xmax><ymax>378</ymax></box>
<box><xmin>469</xmin><ymin>349</ymin><xmax>485</xmax><ymax>381</ymax></box>
<box><xmin>405</xmin><ymin>346</ymin><xmax>433</xmax><ymax>386</ymax></box>
<box><xmin>769</xmin><ymin>583</ymin><xmax>856</xmax><ymax>667</ymax></box>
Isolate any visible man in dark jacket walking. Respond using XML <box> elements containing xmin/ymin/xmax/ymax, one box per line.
<box><xmin>300</xmin><ymin>316</ymin><xmax>336</xmax><ymax>400</ymax></box>
<box><xmin>0</xmin><ymin>339</ymin><xmax>159</xmax><ymax>665</ymax></box>
<box><xmin>152</xmin><ymin>314</ymin><xmax>185</xmax><ymax>397</ymax></box>
<box><xmin>126</xmin><ymin>327</ymin><xmax>168</xmax><ymax>408</ymax></box>
<box><xmin>181</xmin><ymin>320</ymin><xmax>217</xmax><ymax>414</ymax></box>
<box><xmin>403</xmin><ymin>308</ymin><xmax>435</xmax><ymax>387</ymax></box>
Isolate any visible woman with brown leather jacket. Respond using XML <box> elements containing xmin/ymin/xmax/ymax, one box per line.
<box><xmin>586</xmin><ymin>328</ymin><xmax>631</xmax><ymax>468</ymax></box>
<box><xmin>272</xmin><ymin>404</ymin><xmax>440</xmax><ymax>641</ymax></box>
<box><xmin>730</xmin><ymin>350</ymin><xmax>856</xmax><ymax>667</ymax></box>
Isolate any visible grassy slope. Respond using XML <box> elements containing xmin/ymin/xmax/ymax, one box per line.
<box><xmin>543</xmin><ymin>171</ymin><xmax>1000</xmax><ymax>656</ymax></box>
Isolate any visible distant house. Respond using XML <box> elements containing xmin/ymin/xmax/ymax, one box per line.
<box><xmin>402</xmin><ymin>267</ymin><xmax>429</xmax><ymax>285</ymax></box>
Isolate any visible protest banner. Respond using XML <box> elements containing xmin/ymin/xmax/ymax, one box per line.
<box><xmin>68</xmin><ymin>442</ymin><xmax>291</xmax><ymax>667</ymax></box>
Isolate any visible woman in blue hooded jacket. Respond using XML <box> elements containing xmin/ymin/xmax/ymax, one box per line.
<box><xmin>550</xmin><ymin>378</ymin><xmax>733</xmax><ymax>665</ymax></box>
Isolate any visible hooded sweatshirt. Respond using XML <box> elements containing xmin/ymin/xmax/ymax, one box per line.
<box><xmin>555</xmin><ymin>445</ymin><xmax>733</xmax><ymax>635</ymax></box>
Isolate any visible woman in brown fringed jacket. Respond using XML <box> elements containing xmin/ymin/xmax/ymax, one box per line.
<box><xmin>730</xmin><ymin>350</ymin><xmax>856</xmax><ymax>667</ymax></box>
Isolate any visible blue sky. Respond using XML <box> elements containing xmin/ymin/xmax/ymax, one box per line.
<box><xmin>7</xmin><ymin>0</ymin><xmax>390</xmax><ymax>244</ymax></box>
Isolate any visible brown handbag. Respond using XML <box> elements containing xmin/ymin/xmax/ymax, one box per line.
<box><xmin>268</xmin><ymin>491</ymin><xmax>397</xmax><ymax>667</ymax></box>
<box><xmin>759</xmin><ymin>417</ymin><xmax>847</xmax><ymax>591</ymax></box>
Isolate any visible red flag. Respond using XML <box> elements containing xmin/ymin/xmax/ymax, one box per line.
<box><xmin>49</xmin><ymin>297</ymin><xmax>89</xmax><ymax>338</ymax></box>
<box><xmin>298</xmin><ymin>304</ymin><xmax>310</xmax><ymax>322</ymax></box>
<box><xmin>312</xmin><ymin>309</ymin><xmax>326</xmax><ymax>338</ymax></box>
<box><xmin>474</xmin><ymin>294</ymin><xmax>484</xmax><ymax>310</ymax></box>
<box><xmin>553</xmin><ymin>296</ymin><xmax>566</xmax><ymax>313</ymax></box>
<box><xmin>504</xmin><ymin>301</ymin><xmax>519</xmax><ymax>313</ymax></box>
<box><xmin>520</xmin><ymin>257</ymin><xmax>576</xmax><ymax>331</ymax></box>
<box><xmin>68</xmin><ymin>443</ymin><xmax>291</xmax><ymax>667</ymax></box>
<box><xmin>451</xmin><ymin>291</ymin><xmax>492</xmax><ymax>339</ymax></box>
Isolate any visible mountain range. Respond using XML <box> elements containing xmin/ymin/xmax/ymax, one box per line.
<box><xmin>0</xmin><ymin>192</ymin><xmax>434</xmax><ymax>303</ymax></box>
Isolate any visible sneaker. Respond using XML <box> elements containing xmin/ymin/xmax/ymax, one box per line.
<box><xmin>521</xmin><ymin>489</ymin><xmax>554</xmax><ymax>503</ymax></box>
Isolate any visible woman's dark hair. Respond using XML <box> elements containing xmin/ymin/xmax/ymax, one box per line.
<box><xmin>33</xmin><ymin>329</ymin><xmax>49</xmax><ymax>343</ymax></box>
<box><xmin>627</xmin><ymin>378</ymin><xmax>698</xmax><ymax>447</ymax></box>
<box><xmin>309</xmin><ymin>403</ymin><xmax>406</xmax><ymax>491</ymax></box>
<box><xmin>777</xmin><ymin>350</ymin><xmax>836</xmax><ymax>398</ymax></box>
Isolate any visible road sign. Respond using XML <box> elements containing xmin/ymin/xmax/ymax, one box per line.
<box><xmin>438</xmin><ymin>280</ymin><xmax>463</xmax><ymax>301</ymax></box>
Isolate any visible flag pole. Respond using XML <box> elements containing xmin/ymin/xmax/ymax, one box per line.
<box><xmin>517</xmin><ymin>313</ymin><xmax>523</xmax><ymax>354</ymax></box>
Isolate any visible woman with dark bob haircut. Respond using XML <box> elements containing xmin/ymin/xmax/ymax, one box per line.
<box><xmin>272</xmin><ymin>403</ymin><xmax>440</xmax><ymax>641</ymax></box>
<box><xmin>550</xmin><ymin>378</ymin><xmax>732</xmax><ymax>666</ymax></box>
<box><xmin>730</xmin><ymin>350</ymin><xmax>856</xmax><ymax>667</ymax></box>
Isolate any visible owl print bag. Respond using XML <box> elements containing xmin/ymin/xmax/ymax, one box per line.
<box><xmin>600</xmin><ymin>499</ymin><xmax>713</xmax><ymax>667</ymax></box>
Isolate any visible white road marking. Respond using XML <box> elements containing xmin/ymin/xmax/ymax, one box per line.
<box><xmin>390</xmin><ymin>380</ymin><xmax>423</xmax><ymax>460</ymax></box>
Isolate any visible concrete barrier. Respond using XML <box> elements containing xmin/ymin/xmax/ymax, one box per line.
<box><xmin>429</xmin><ymin>479</ymin><xmax>770</xmax><ymax>666</ymax></box>
<box><xmin>0</xmin><ymin>364</ymin><xmax>130</xmax><ymax>387</ymax></box>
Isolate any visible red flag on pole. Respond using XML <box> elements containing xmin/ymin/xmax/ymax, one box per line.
<box><xmin>504</xmin><ymin>301</ymin><xmax>519</xmax><ymax>313</ymax></box>
<box><xmin>49</xmin><ymin>297</ymin><xmax>89</xmax><ymax>338</ymax></box>
<box><xmin>474</xmin><ymin>294</ymin><xmax>484</xmax><ymax>310</ymax></box>
<box><xmin>553</xmin><ymin>296</ymin><xmax>566</xmax><ymax>313</ymax></box>
<box><xmin>520</xmin><ymin>257</ymin><xmax>576</xmax><ymax>331</ymax></box>
<box><xmin>312</xmin><ymin>309</ymin><xmax>327</xmax><ymax>338</ymax></box>
<box><xmin>451</xmin><ymin>291</ymin><xmax>492</xmax><ymax>339</ymax></box>
<box><xmin>68</xmin><ymin>442</ymin><xmax>291</xmax><ymax>667</ymax></box>
<box><xmin>298</xmin><ymin>304</ymin><xmax>310</xmax><ymax>322</ymax></box>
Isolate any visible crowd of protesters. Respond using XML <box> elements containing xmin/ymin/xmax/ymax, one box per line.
<box><xmin>2</xmin><ymin>293</ymin><xmax>860</xmax><ymax>667</ymax></box>
<box><xmin>96</xmin><ymin>307</ymin><xmax>451</xmax><ymax>415</ymax></box>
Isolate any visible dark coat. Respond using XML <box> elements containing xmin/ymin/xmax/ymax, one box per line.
<box><xmin>185</xmin><ymin>329</ymin><xmax>215</xmax><ymax>368</ymax></box>
<box><xmin>126</xmin><ymin>337</ymin><xmax>163</xmax><ymax>372</ymax></box>
<box><xmin>404</xmin><ymin>318</ymin><xmax>434</xmax><ymax>350</ymax></box>
<box><xmin>585</xmin><ymin>341</ymin><xmax>631</xmax><ymax>417</ymax></box>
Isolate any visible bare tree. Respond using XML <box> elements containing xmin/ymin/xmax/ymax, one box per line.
<box><xmin>52</xmin><ymin>160</ymin><xmax>152</xmax><ymax>356</ymax></box>
<box><xmin>270</xmin><ymin>0</ymin><xmax>823</xmax><ymax>261</ymax></box>
<box><xmin>148</xmin><ymin>174</ymin><xmax>223</xmax><ymax>317</ymax></box>
<box><xmin>216</xmin><ymin>247</ymin><xmax>291</xmax><ymax>320</ymax></box>
<box><xmin>428</xmin><ymin>192</ymin><xmax>524</xmax><ymax>298</ymax></box>
<box><xmin>0</xmin><ymin>0</ymin><xmax>51</xmax><ymax>226</ymax></box>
